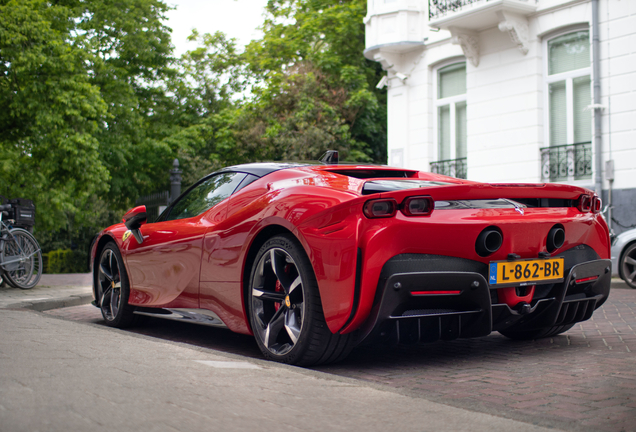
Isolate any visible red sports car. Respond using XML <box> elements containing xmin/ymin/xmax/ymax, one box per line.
<box><xmin>91</xmin><ymin>153</ymin><xmax>611</xmax><ymax>365</ymax></box>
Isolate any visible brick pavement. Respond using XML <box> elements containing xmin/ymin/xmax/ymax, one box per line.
<box><xmin>46</xmin><ymin>287</ymin><xmax>636</xmax><ymax>432</ymax></box>
<box><xmin>316</xmin><ymin>289</ymin><xmax>636</xmax><ymax>432</ymax></box>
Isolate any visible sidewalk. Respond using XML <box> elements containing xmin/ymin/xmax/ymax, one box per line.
<box><xmin>0</xmin><ymin>273</ymin><xmax>92</xmax><ymax>310</ymax></box>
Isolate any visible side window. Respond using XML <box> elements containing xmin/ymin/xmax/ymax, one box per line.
<box><xmin>165</xmin><ymin>172</ymin><xmax>247</xmax><ymax>221</ymax></box>
<box><xmin>235</xmin><ymin>174</ymin><xmax>259</xmax><ymax>192</ymax></box>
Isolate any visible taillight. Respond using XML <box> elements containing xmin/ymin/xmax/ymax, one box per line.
<box><xmin>592</xmin><ymin>196</ymin><xmax>602</xmax><ymax>213</ymax></box>
<box><xmin>578</xmin><ymin>194</ymin><xmax>592</xmax><ymax>212</ymax></box>
<box><xmin>363</xmin><ymin>199</ymin><xmax>397</xmax><ymax>218</ymax></box>
<box><xmin>401</xmin><ymin>196</ymin><xmax>434</xmax><ymax>216</ymax></box>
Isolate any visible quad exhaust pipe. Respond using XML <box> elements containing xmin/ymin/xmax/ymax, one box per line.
<box><xmin>475</xmin><ymin>225</ymin><xmax>565</xmax><ymax>257</ymax></box>
<box><xmin>475</xmin><ymin>227</ymin><xmax>503</xmax><ymax>257</ymax></box>
<box><xmin>547</xmin><ymin>225</ymin><xmax>565</xmax><ymax>252</ymax></box>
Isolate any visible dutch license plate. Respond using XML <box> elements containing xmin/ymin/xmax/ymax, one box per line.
<box><xmin>488</xmin><ymin>257</ymin><xmax>565</xmax><ymax>286</ymax></box>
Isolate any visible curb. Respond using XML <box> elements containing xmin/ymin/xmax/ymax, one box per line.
<box><xmin>5</xmin><ymin>293</ymin><xmax>93</xmax><ymax>312</ymax></box>
<box><xmin>611</xmin><ymin>281</ymin><xmax>632</xmax><ymax>290</ymax></box>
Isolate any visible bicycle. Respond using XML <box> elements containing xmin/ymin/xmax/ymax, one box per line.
<box><xmin>0</xmin><ymin>203</ymin><xmax>42</xmax><ymax>289</ymax></box>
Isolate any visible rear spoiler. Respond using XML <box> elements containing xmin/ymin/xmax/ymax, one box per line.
<box><xmin>376</xmin><ymin>183</ymin><xmax>594</xmax><ymax>203</ymax></box>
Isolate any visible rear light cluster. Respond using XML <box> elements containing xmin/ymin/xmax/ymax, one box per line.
<box><xmin>363</xmin><ymin>196</ymin><xmax>434</xmax><ymax>219</ymax></box>
<box><xmin>577</xmin><ymin>194</ymin><xmax>602</xmax><ymax>213</ymax></box>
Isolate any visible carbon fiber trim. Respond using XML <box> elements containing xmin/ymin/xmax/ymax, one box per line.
<box><xmin>359</xmin><ymin>248</ymin><xmax>611</xmax><ymax>345</ymax></box>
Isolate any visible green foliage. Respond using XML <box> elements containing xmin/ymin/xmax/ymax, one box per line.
<box><xmin>1</xmin><ymin>0</ymin><xmax>388</xmax><ymax>253</ymax></box>
<box><xmin>36</xmin><ymin>196</ymin><xmax>121</xmax><ymax>254</ymax></box>
<box><xmin>238</xmin><ymin>0</ymin><xmax>387</xmax><ymax>162</ymax></box>
<box><xmin>46</xmin><ymin>249</ymin><xmax>87</xmax><ymax>274</ymax></box>
<box><xmin>158</xmin><ymin>31</ymin><xmax>251</xmax><ymax>187</ymax></box>
<box><xmin>72</xmin><ymin>0</ymin><xmax>178</xmax><ymax>203</ymax></box>
<box><xmin>168</xmin><ymin>0</ymin><xmax>387</xmax><ymax>167</ymax></box>
<box><xmin>0</xmin><ymin>0</ymin><xmax>109</xmax><ymax>231</ymax></box>
<box><xmin>0</xmin><ymin>0</ymin><xmax>184</xmax><ymax>248</ymax></box>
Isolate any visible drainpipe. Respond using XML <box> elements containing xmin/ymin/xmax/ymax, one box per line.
<box><xmin>592</xmin><ymin>0</ymin><xmax>603</xmax><ymax>197</ymax></box>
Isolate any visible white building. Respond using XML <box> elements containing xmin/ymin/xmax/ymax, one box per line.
<box><xmin>364</xmin><ymin>0</ymin><xmax>636</xmax><ymax>234</ymax></box>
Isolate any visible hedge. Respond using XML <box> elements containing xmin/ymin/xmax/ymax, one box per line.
<box><xmin>44</xmin><ymin>249</ymin><xmax>88</xmax><ymax>274</ymax></box>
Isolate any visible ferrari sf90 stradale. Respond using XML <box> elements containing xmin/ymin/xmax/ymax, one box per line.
<box><xmin>91</xmin><ymin>153</ymin><xmax>611</xmax><ymax>365</ymax></box>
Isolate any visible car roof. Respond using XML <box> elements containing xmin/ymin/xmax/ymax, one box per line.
<box><xmin>218</xmin><ymin>162</ymin><xmax>429</xmax><ymax>178</ymax></box>
<box><xmin>219</xmin><ymin>162</ymin><xmax>309</xmax><ymax>177</ymax></box>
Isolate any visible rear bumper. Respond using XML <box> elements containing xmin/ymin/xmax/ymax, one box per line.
<box><xmin>359</xmin><ymin>248</ymin><xmax>611</xmax><ymax>345</ymax></box>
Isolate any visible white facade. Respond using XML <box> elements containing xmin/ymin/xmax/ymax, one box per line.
<box><xmin>364</xmin><ymin>0</ymin><xmax>636</xmax><ymax>233</ymax></box>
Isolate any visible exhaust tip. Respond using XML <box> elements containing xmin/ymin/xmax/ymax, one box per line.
<box><xmin>476</xmin><ymin>227</ymin><xmax>503</xmax><ymax>257</ymax></box>
<box><xmin>547</xmin><ymin>225</ymin><xmax>565</xmax><ymax>252</ymax></box>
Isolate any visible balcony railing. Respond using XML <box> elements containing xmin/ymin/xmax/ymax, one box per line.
<box><xmin>540</xmin><ymin>142</ymin><xmax>592</xmax><ymax>182</ymax></box>
<box><xmin>429</xmin><ymin>0</ymin><xmax>487</xmax><ymax>19</ymax></box>
<box><xmin>430</xmin><ymin>158</ymin><xmax>467</xmax><ymax>179</ymax></box>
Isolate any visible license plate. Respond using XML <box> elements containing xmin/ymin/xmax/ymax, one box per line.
<box><xmin>488</xmin><ymin>257</ymin><xmax>565</xmax><ymax>286</ymax></box>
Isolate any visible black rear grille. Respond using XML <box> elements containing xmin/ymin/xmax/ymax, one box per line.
<box><xmin>555</xmin><ymin>298</ymin><xmax>597</xmax><ymax>325</ymax></box>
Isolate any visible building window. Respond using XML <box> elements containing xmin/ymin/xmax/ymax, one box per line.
<box><xmin>541</xmin><ymin>30</ymin><xmax>592</xmax><ymax>181</ymax></box>
<box><xmin>432</xmin><ymin>62</ymin><xmax>467</xmax><ymax>178</ymax></box>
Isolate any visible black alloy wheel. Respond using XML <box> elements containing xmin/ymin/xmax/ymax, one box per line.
<box><xmin>248</xmin><ymin>234</ymin><xmax>355</xmax><ymax>366</ymax></box>
<box><xmin>620</xmin><ymin>243</ymin><xmax>636</xmax><ymax>289</ymax></box>
<box><xmin>251</xmin><ymin>243</ymin><xmax>305</xmax><ymax>357</ymax></box>
<box><xmin>97</xmin><ymin>242</ymin><xmax>136</xmax><ymax>327</ymax></box>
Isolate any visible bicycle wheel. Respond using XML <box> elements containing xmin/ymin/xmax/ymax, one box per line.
<box><xmin>1</xmin><ymin>228</ymin><xmax>42</xmax><ymax>289</ymax></box>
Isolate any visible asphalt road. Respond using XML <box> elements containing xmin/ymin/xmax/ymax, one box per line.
<box><xmin>1</xmin><ymin>308</ymin><xmax>562</xmax><ymax>432</ymax></box>
<box><xmin>2</xmin><ymin>274</ymin><xmax>635</xmax><ymax>431</ymax></box>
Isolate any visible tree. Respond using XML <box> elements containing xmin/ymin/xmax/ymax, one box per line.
<box><xmin>238</xmin><ymin>0</ymin><xmax>387</xmax><ymax>163</ymax></box>
<box><xmin>71</xmin><ymin>0</ymin><xmax>178</xmax><ymax>202</ymax></box>
<box><xmin>0</xmin><ymin>0</ymin><xmax>187</xmax><ymax>252</ymax></box>
<box><xmin>0</xmin><ymin>0</ymin><xmax>109</xmax><ymax>230</ymax></box>
<box><xmin>1</xmin><ymin>0</ymin><xmax>388</xmax><ymax>257</ymax></box>
<box><xmin>158</xmin><ymin>30</ymin><xmax>250</xmax><ymax>185</ymax></box>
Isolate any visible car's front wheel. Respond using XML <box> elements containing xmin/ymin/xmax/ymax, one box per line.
<box><xmin>248</xmin><ymin>234</ymin><xmax>354</xmax><ymax>366</ymax></box>
<box><xmin>97</xmin><ymin>242</ymin><xmax>138</xmax><ymax>328</ymax></box>
<box><xmin>620</xmin><ymin>242</ymin><xmax>636</xmax><ymax>289</ymax></box>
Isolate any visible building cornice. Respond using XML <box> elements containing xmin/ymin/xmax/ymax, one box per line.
<box><xmin>532</xmin><ymin>0</ymin><xmax>590</xmax><ymax>17</ymax></box>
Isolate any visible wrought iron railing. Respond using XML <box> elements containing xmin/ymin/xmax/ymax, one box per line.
<box><xmin>429</xmin><ymin>0</ymin><xmax>488</xmax><ymax>19</ymax></box>
<box><xmin>540</xmin><ymin>142</ymin><xmax>592</xmax><ymax>182</ymax></box>
<box><xmin>430</xmin><ymin>158</ymin><xmax>467</xmax><ymax>179</ymax></box>
<box><xmin>136</xmin><ymin>190</ymin><xmax>170</xmax><ymax>223</ymax></box>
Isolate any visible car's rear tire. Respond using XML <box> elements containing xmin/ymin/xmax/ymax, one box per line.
<box><xmin>620</xmin><ymin>242</ymin><xmax>636</xmax><ymax>289</ymax></box>
<box><xmin>248</xmin><ymin>234</ymin><xmax>354</xmax><ymax>366</ymax></box>
<box><xmin>96</xmin><ymin>242</ymin><xmax>139</xmax><ymax>328</ymax></box>
<box><xmin>499</xmin><ymin>323</ymin><xmax>575</xmax><ymax>340</ymax></box>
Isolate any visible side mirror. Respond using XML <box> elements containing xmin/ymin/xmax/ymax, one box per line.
<box><xmin>122</xmin><ymin>205</ymin><xmax>147</xmax><ymax>244</ymax></box>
